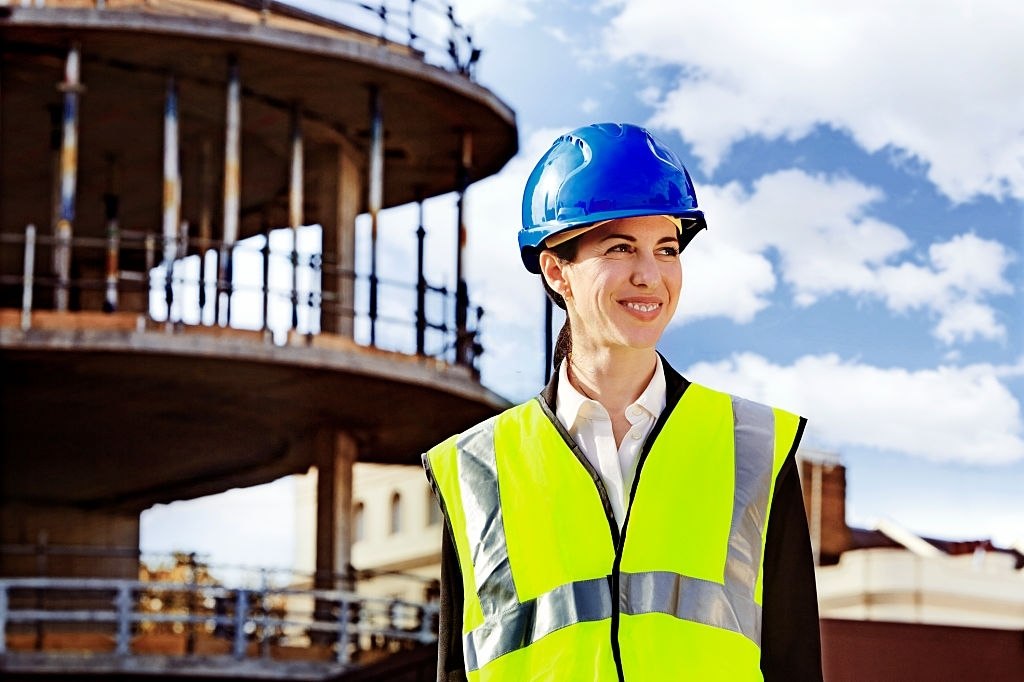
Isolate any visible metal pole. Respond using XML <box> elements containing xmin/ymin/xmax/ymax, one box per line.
<box><xmin>162</xmin><ymin>74</ymin><xmax>181</xmax><ymax>327</ymax></box>
<box><xmin>22</xmin><ymin>224</ymin><xmax>36</xmax><ymax>331</ymax></box>
<box><xmin>415</xmin><ymin>197</ymin><xmax>426</xmax><ymax>356</ymax></box>
<box><xmin>55</xmin><ymin>42</ymin><xmax>82</xmax><ymax>312</ymax></box>
<box><xmin>454</xmin><ymin>130</ymin><xmax>472</xmax><ymax>365</ymax></box>
<box><xmin>0</xmin><ymin>585</ymin><xmax>8</xmax><ymax>655</ymax></box>
<box><xmin>103</xmin><ymin>156</ymin><xmax>120</xmax><ymax>313</ymax></box>
<box><xmin>219</xmin><ymin>58</ymin><xmax>241</xmax><ymax>327</ymax></box>
<box><xmin>198</xmin><ymin>137</ymin><xmax>213</xmax><ymax>320</ymax></box>
<box><xmin>336</xmin><ymin>597</ymin><xmax>350</xmax><ymax>664</ymax></box>
<box><xmin>367</xmin><ymin>86</ymin><xmax>383</xmax><ymax>347</ymax></box>
<box><xmin>289</xmin><ymin>104</ymin><xmax>304</xmax><ymax>331</ymax></box>
<box><xmin>261</xmin><ymin>215</ymin><xmax>270</xmax><ymax>333</ymax></box>
<box><xmin>115</xmin><ymin>582</ymin><xmax>131</xmax><ymax>656</ymax></box>
<box><xmin>233</xmin><ymin>588</ymin><xmax>248</xmax><ymax>660</ymax></box>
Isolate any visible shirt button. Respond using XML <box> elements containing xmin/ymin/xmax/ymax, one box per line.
<box><xmin>632</xmin><ymin>431</ymin><xmax>642</xmax><ymax>440</ymax></box>
<box><xmin>630</xmin><ymin>406</ymin><xmax>642</xmax><ymax>417</ymax></box>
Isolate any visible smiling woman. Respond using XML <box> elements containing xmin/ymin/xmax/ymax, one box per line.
<box><xmin>422</xmin><ymin>123</ymin><xmax>823</xmax><ymax>681</ymax></box>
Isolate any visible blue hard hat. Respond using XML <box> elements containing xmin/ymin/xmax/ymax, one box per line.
<box><xmin>519</xmin><ymin>123</ymin><xmax>707</xmax><ymax>274</ymax></box>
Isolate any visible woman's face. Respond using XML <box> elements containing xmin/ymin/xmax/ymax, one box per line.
<box><xmin>546</xmin><ymin>215</ymin><xmax>682</xmax><ymax>354</ymax></box>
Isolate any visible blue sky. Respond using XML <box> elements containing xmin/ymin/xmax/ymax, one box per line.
<box><xmin>142</xmin><ymin>0</ymin><xmax>1024</xmax><ymax>567</ymax></box>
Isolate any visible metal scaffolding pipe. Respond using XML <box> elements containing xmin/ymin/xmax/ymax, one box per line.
<box><xmin>103</xmin><ymin>163</ymin><xmax>120</xmax><ymax>313</ymax></box>
<box><xmin>367</xmin><ymin>86</ymin><xmax>383</xmax><ymax>347</ymax></box>
<box><xmin>454</xmin><ymin>130</ymin><xmax>473</xmax><ymax>366</ymax></box>
<box><xmin>162</xmin><ymin>75</ymin><xmax>181</xmax><ymax>324</ymax></box>
<box><xmin>54</xmin><ymin>42</ymin><xmax>82</xmax><ymax>312</ymax></box>
<box><xmin>198</xmin><ymin>137</ymin><xmax>214</xmax><ymax>319</ymax></box>
<box><xmin>415</xmin><ymin>197</ymin><xmax>426</xmax><ymax>356</ymax></box>
<box><xmin>22</xmin><ymin>225</ymin><xmax>36</xmax><ymax>331</ymax></box>
<box><xmin>289</xmin><ymin>104</ymin><xmax>304</xmax><ymax>331</ymax></box>
<box><xmin>219</xmin><ymin>58</ymin><xmax>241</xmax><ymax>326</ymax></box>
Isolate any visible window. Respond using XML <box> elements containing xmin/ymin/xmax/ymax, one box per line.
<box><xmin>389</xmin><ymin>491</ymin><xmax>402</xmax><ymax>535</ymax></box>
<box><xmin>427</xmin><ymin>485</ymin><xmax>442</xmax><ymax>526</ymax></box>
<box><xmin>353</xmin><ymin>501</ymin><xmax>365</xmax><ymax>542</ymax></box>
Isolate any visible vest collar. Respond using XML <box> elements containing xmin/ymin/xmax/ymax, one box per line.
<box><xmin>540</xmin><ymin>352</ymin><xmax>688</xmax><ymax>413</ymax></box>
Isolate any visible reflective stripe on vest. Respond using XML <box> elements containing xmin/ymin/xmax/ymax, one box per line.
<box><xmin>424</xmin><ymin>382</ymin><xmax>801</xmax><ymax>680</ymax></box>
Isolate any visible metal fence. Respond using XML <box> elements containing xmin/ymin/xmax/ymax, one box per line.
<box><xmin>0</xmin><ymin>576</ymin><xmax>438</xmax><ymax>665</ymax></box>
<box><xmin>0</xmin><ymin>224</ymin><xmax>484</xmax><ymax>371</ymax></box>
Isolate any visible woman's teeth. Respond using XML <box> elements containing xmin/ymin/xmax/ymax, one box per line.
<box><xmin>625</xmin><ymin>302</ymin><xmax>659</xmax><ymax>313</ymax></box>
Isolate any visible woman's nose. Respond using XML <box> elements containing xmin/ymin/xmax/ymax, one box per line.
<box><xmin>630</xmin><ymin>251</ymin><xmax>659</xmax><ymax>287</ymax></box>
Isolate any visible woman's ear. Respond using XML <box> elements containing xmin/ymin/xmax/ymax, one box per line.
<box><xmin>538</xmin><ymin>250</ymin><xmax>571</xmax><ymax>300</ymax></box>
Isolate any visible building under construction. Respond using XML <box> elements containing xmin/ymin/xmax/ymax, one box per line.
<box><xmin>0</xmin><ymin>0</ymin><xmax>516</xmax><ymax>678</ymax></box>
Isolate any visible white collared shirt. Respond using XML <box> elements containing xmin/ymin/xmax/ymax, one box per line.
<box><xmin>554</xmin><ymin>356</ymin><xmax>667</xmax><ymax>529</ymax></box>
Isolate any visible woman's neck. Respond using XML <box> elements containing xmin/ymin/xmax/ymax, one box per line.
<box><xmin>566</xmin><ymin>344</ymin><xmax>658</xmax><ymax>417</ymax></box>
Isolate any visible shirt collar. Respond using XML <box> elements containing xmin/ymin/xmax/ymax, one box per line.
<box><xmin>555</xmin><ymin>355</ymin><xmax>668</xmax><ymax>429</ymax></box>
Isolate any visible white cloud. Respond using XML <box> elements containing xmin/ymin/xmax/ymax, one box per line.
<box><xmin>601</xmin><ymin>1</ymin><xmax>1024</xmax><ymax>202</ymax></box>
<box><xmin>678</xmin><ymin>169</ymin><xmax>1015</xmax><ymax>343</ymax></box>
<box><xmin>580</xmin><ymin>97</ymin><xmax>599</xmax><ymax>114</ymax></box>
<box><xmin>686</xmin><ymin>353</ymin><xmax>1024</xmax><ymax>465</ymax></box>
<box><xmin>453</xmin><ymin>0</ymin><xmax>538</xmax><ymax>30</ymax></box>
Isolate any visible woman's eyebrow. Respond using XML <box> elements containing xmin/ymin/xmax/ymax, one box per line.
<box><xmin>599</xmin><ymin>233</ymin><xmax>636</xmax><ymax>242</ymax></box>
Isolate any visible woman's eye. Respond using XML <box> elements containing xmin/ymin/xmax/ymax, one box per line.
<box><xmin>607</xmin><ymin>243</ymin><xmax>632</xmax><ymax>253</ymax></box>
<box><xmin>658</xmin><ymin>247</ymin><xmax>680</xmax><ymax>257</ymax></box>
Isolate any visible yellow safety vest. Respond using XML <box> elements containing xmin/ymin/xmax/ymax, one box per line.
<box><xmin>424</xmin><ymin>382</ymin><xmax>803</xmax><ymax>681</ymax></box>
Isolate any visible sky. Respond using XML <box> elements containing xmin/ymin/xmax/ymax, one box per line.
<box><xmin>142</xmin><ymin>0</ymin><xmax>1024</xmax><ymax>569</ymax></box>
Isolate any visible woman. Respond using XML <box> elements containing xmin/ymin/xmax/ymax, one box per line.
<box><xmin>424</xmin><ymin>123</ymin><xmax>822</xmax><ymax>681</ymax></box>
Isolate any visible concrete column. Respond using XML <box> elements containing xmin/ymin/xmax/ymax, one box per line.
<box><xmin>317</xmin><ymin>145</ymin><xmax>360</xmax><ymax>337</ymax></box>
<box><xmin>314</xmin><ymin>429</ymin><xmax>357</xmax><ymax>590</ymax></box>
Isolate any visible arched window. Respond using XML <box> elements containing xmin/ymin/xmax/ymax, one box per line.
<box><xmin>353</xmin><ymin>501</ymin><xmax>365</xmax><ymax>542</ymax></box>
<box><xmin>427</xmin><ymin>485</ymin><xmax>442</xmax><ymax>526</ymax></box>
<box><xmin>389</xmin><ymin>491</ymin><xmax>402</xmax><ymax>535</ymax></box>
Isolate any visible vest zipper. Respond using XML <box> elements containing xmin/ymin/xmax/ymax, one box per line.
<box><xmin>537</xmin><ymin>377</ymin><xmax>690</xmax><ymax>682</ymax></box>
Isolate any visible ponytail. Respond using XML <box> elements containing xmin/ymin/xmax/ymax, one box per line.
<box><xmin>553</xmin><ymin>318</ymin><xmax>572</xmax><ymax>371</ymax></box>
<box><xmin>540</xmin><ymin>237</ymin><xmax>580</xmax><ymax>373</ymax></box>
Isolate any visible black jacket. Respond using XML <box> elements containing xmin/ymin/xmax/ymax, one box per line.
<box><xmin>432</xmin><ymin>360</ymin><xmax>824</xmax><ymax>681</ymax></box>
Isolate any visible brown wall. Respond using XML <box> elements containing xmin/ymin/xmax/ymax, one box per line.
<box><xmin>822</xmin><ymin>618</ymin><xmax>1024</xmax><ymax>681</ymax></box>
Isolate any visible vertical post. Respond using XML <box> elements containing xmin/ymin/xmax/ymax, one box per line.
<box><xmin>367</xmin><ymin>86</ymin><xmax>383</xmax><ymax>347</ymax></box>
<box><xmin>261</xmin><ymin>215</ymin><xmax>270</xmax><ymax>333</ymax></box>
<box><xmin>0</xmin><ymin>584</ymin><xmax>8</xmax><ymax>655</ymax></box>
<box><xmin>54</xmin><ymin>42</ymin><xmax>82</xmax><ymax>312</ymax></box>
<box><xmin>415</xmin><ymin>197</ymin><xmax>426</xmax><ymax>356</ymax></box>
<box><xmin>233</xmin><ymin>588</ymin><xmax>248</xmax><ymax>660</ymax></box>
<box><xmin>103</xmin><ymin>156</ymin><xmax>120</xmax><ymax>313</ymax></box>
<box><xmin>289</xmin><ymin>104</ymin><xmax>304</xmax><ymax>332</ymax></box>
<box><xmin>454</xmin><ymin>130</ymin><xmax>472</xmax><ymax>365</ymax></box>
<box><xmin>219</xmin><ymin>57</ymin><xmax>241</xmax><ymax>326</ymax></box>
<box><xmin>21</xmin><ymin>224</ymin><xmax>36</xmax><ymax>331</ymax></box>
<box><xmin>198</xmin><ymin>137</ymin><xmax>214</xmax><ymax>320</ymax></box>
<box><xmin>544</xmin><ymin>295</ymin><xmax>553</xmax><ymax>383</ymax></box>
<box><xmin>335</xmin><ymin>596</ymin><xmax>351</xmax><ymax>664</ymax></box>
<box><xmin>162</xmin><ymin>74</ymin><xmax>181</xmax><ymax>327</ymax></box>
<box><xmin>115</xmin><ymin>582</ymin><xmax>131</xmax><ymax>656</ymax></box>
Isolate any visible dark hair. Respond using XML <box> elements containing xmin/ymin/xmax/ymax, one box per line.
<box><xmin>540</xmin><ymin>238</ymin><xmax>580</xmax><ymax>372</ymax></box>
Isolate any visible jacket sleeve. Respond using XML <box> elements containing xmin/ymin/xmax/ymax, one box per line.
<box><xmin>759</xmin><ymin>448</ymin><xmax>825</xmax><ymax>681</ymax></box>
<box><xmin>437</xmin><ymin>524</ymin><xmax>468</xmax><ymax>682</ymax></box>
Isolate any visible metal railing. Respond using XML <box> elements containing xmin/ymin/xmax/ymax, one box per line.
<box><xmin>0</xmin><ymin>576</ymin><xmax>438</xmax><ymax>665</ymax></box>
<box><xmin>271</xmin><ymin>0</ymin><xmax>484</xmax><ymax>76</ymax></box>
<box><xmin>59</xmin><ymin>0</ymin><xmax>483</xmax><ymax>77</ymax></box>
<box><xmin>0</xmin><ymin>224</ymin><xmax>484</xmax><ymax>373</ymax></box>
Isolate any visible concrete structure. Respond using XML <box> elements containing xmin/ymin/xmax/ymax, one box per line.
<box><xmin>0</xmin><ymin>0</ymin><xmax>516</xmax><ymax>676</ymax></box>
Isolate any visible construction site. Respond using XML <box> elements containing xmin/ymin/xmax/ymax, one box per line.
<box><xmin>2</xmin><ymin>2</ymin><xmax>1023</xmax><ymax>681</ymax></box>
<box><xmin>0</xmin><ymin>0</ymin><xmax>515</xmax><ymax>678</ymax></box>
